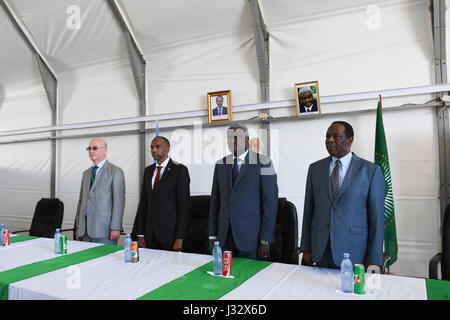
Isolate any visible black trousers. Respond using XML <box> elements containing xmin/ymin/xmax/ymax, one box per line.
<box><xmin>147</xmin><ymin>232</ymin><xmax>172</xmax><ymax>251</ymax></box>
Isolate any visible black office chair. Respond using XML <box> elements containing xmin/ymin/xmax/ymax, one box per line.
<box><xmin>269</xmin><ymin>198</ymin><xmax>300</xmax><ymax>265</ymax></box>
<box><xmin>13</xmin><ymin>198</ymin><xmax>66</xmax><ymax>238</ymax></box>
<box><xmin>429</xmin><ymin>204</ymin><xmax>450</xmax><ymax>280</ymax></box>
<box><xmin>183</xmin><ymin>195</ymin><xmax>211</xmax><ymax>255</ymax></box>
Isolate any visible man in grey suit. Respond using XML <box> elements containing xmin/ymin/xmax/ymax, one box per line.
<box><xmin>300</xmin><ymin>121</ymin><xmax>385</xmax><ymax>270</ymax></box>
<box><xmin>75</xmin><ymin>138</ymin><xmax>126</xmax><ymax>245</ymax></box>
<box><xmin>209</xmin><ymin>124</ymin><xmax>278</xmax><ymax>260</ymax></box>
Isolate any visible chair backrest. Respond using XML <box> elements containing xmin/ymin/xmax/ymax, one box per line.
<box><xmin>269</xmin><ymin>198</ymin><xmax>299</xmax><ymax>265</ymax></box>
<box><xmin>183</xmin><ymin>195</ymin><xmax>211</xmax><ymax>255</ymax></box>
<box><xmin>29</xmin><ymin>198</ymin><xmax>64</xmax><ymax>238</ymax></box>
<box><xmin>442</xmin><ymin>204</ymin><xmax>450</xmax><ymax>280</ymax></box>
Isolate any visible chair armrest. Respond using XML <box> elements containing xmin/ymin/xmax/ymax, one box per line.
<box><xmin>429</xmin><ymin>253</ymin><xmax>443</xmax><ymax>279</ymax></box>
<box><xmin>60</xmin><ymin>228</ymin><xmax>75</xmax><ymax>232</ymax></box>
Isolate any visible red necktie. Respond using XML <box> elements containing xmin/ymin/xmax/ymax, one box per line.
<box><xmin>153</xmin><ymin>166</ymin><xmax>162</xmax><ymax>192</ymax></box>
<box><xmin>219</xmin><ymin>108</ymin><xmax>222</xmax><ymax>116</ymax></box>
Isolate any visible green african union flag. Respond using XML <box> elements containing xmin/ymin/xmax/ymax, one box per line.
<box><xmin>375</xmin><ymin>100</ymin><xmax>398</xmax><ymax>268</ymax></box>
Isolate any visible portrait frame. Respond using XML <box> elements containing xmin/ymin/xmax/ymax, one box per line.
<box><xmin>295</xmin><ymin>81</ymin><xmax>322</xmax><ymax>117</ymax></box>
<box><xmin>208</xmin><ymin>90</ymin><xmax>232</xmax><ymax>123</ymax></box>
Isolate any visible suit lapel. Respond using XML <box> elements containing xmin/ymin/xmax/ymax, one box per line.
<box><xmin>223</xmin><ymin>155</ymin><xmax>233</xmax><ymax>192</ymax></box>
<box><xmin>147</xmin><ymin>164</ymin><xmax>156</xmax><ymax>197</ymax></box>
<box><xmin>231</xmin><ymin>151</ymin><xmax>251</xmax><ymax>190</ymax></box>
<box><xmin>89</xmin><ymin>160</ymin><xmax>109</xmax><ymax>192</ymax></box>
<box><xmin>155</xmin><ymin>159</ymin><xmax>172</xmax><ymax>192</ymax></box>
<box><xmin>335</xmin><ymin>153</ymin><xmax>361</xmax><ymax>202</ymax></box>
<box><xmin>322</xmin><ymin>157</ymin><xmax>332</xmax><ymax>201</ymax></box>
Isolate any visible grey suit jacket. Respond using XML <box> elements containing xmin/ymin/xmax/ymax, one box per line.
<box><xmin>300</xmin><ymin>153</ymin><xmax>385</xmax><ymax>266</ymax></box>
<box><xmin>75</xmin><ymin>160</ymin><xmax>126</xmax><ymax>239</ymax></box>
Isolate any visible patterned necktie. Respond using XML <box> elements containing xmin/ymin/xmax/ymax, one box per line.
<box><xmin>232</xmin><ymin>157</ymin><xmax>239</xmax><ymax>186</ymax></box>
<box><xmin>90</xmin><ymin>165</ymin><xmax>98</xmax><ymax>189</ymax></box>
<box><xmin>330</xmin><ymin>159</ymin><xmax>341</xmax><ymax>202</ymax></box>
<box><xmin>153</xmin><ymin>166</ymin><xmax>162</xmax><ymax>192</ymax></box>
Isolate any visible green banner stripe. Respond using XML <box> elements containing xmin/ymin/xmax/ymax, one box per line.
<box><xmin>426</xmin><ymin>279</ymin><xmax>450</xmax><ymax>300</ymax></box>
<box><xmin>137</xmin><ymin>257</ymin><xmax>272</xmax><ymax>300</ymax></box>
<box><xmin>10</xmin><ymin>235</ymin><xmax>39</xmax><ymax>244</ymax></box>
<box><xmin>0</xmin><ymin>244</ymin><xmax>122</xmax><ymax>300</ymax></box>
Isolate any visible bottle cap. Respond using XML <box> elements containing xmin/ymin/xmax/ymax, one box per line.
<box><xmin>344</xmin><ymin>252</ymin><xmax>350</xmax><ymax>259</ymax></box>
<box><xmin>56</xmin><ymin>228</ymin><xmax>60</xmax><ymax>232</ymax></box>
<box><xmin>126</xmin><ymin>233</ymin><xmax>131</xmax><ymax>237</ymax></box>
<box><xmin>214</xmin><ymin>241</ymin><xmax>219</xmax><ymax>246</ymax></box>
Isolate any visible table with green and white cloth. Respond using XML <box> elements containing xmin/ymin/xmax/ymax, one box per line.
<box><xmin>1</xmin><ymin>236</ymin><xmax>449</xmax><ymax>300</ymax></box>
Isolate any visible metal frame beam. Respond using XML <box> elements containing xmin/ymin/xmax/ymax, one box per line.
<box><xmin>248</xmin><ymin>0</ymin><xmax>271</xmax><ymax>155</ymax></box>
<box><xmin>432</xmin><ymin>0</ymin><xmax>450</xmax><ymax>227</ymax></box>
<box><xmin>107</xmin><ymin>0</ymin><xmax>147</xmax><ymax>180</ymax></box>
<box><xmin>0</xmin><ymin>0</ymin><xmax>59</xmax><ymax>198</ymax></box>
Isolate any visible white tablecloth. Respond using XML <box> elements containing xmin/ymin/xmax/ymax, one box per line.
<box><xmin>221</xmin><ymin>263</ymin><xmax>428</xmax><ymax>300</ymax></box>
<box><xmin>8</xmin><ymin>239</ymin><xmax>211</xmax><ymax>300</ymax></box>
<box><xmin>2</xmin><ymin>238</ymin><xmax>429</xmax><ymax>300</ymax></box>
<box><xmin>0</xmin><ymin>237</ymin><xmax>101</xmax><ymax>272</ymax></box>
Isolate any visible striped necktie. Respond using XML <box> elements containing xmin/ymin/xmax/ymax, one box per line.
<box><xmin>90</xmin><ymin>165</ymin><xmax>98</xmax><ymax>189</ymax></box>
<box><xmin>330</xmin><ymin>159</ymin><xmax>341</xmax><ymax>202</ymax></box>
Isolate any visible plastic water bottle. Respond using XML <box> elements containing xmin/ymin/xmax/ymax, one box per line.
<box><xmin>124</xmin><ymin>233</ymin><xmax>132</xmax><ymax>263</ymax></box>
<box><xmin>0</xmin><ymin>224</ymin><xmax>4</xmax><ymax>245</ymax></box>
<box><xmin>54</xmin><ymin>228</ymin><xmax>61</xmax><ymax>254</ymax></box>
<box><xmin>212</xmin><ymin>241</ymin><xmax>223</xmax><ymax>275</ymax></box>
<box><xmin>341</xmin><ymin>252</ymin><xmax>354</xmax><ymax>293</ymax></box>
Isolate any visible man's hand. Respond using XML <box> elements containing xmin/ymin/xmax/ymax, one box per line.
<box><xmin>173</xmin><ymin>239</ymin><xmax>183</xmax><ymax>252</ymax></box>
<box><xmin>75</xmin><ymin>229</ymin><xmax>80</xmax><ymax>241</ymax></box>
<box><xmin>138</xmin><ymin>237</ymin><xmax>147</xmax><ymax>248</ymax></box>
<box><xmin>301</xmin><ymin>251</ymin><xmax>314</xmax><ymax>266</ymax></box>
<box><xmin>258</xmin><ymin>243</ymin><xmax>270</xmax><ymax>260</ymax></box>
<box><xmin>209</xmin><ymin>239</ymin><xmax>216</xmax><ymax>252</ymax></box>
<box><xmin>109</xmin><ymin>230</ymin><xmax>121</xmax><ymax>240</ymax></box>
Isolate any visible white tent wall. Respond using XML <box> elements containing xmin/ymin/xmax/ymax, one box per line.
<box><xmin>0</xmin><ymin>141</ymin><xmax>51</xmax><ymax>229</ymax></box>
<box><xmin>0</xmin><ymin>0</ymin><xmax>448</xmax><ymax>279</ymax></box>
<box><xmin>120</xmin><ymin>0</ymin><xmax>261</xmax><ymax>114</ymax></box>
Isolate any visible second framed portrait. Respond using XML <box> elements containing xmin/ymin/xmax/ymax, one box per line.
<box><xmin>295</xmin><ymin>81</ymin><xmax>321</xmax><ymax>116</ymax></box>
<box><xmin>208</xmin><ymin>90</ymin><xmax>232</xmax><ymax>123</ymax></box>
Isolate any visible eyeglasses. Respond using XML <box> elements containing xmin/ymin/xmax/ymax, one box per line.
<box><xmin>86</xmin><ymin>146</ymin><xmax>104</xmax><ymax>151</ymax></box>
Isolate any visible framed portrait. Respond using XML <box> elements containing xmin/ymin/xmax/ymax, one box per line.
<box><xmin>208</xmin><ymin>90</ymin><xmax>232</xmax><ymax>123</ymax></box>
<box><xmin>295</xmin><ymin>81</ymin><xmax>322</xmax><ymax>117</ymax></box>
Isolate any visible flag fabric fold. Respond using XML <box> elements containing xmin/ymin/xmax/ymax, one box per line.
<box><xmin>375</xmin><ymin>96</ymin><xmax>398</xmax><ymax>268</ymax></box>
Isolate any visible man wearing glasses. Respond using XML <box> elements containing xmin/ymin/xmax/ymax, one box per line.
<box><xmin>75</xmin><ymin>138</ymin><xmax>126</xmax><ymax>245</ymax></box>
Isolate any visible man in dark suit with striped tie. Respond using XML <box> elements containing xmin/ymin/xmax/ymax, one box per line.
<box><xmin>132</xmin><ymin>136</ymin><xmax>191</xmax><ymax>251</ymax></box>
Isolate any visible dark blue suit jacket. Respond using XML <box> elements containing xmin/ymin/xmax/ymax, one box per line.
<box><xmin>209</xmin><ymin>150</ymin><xmax>278</xmax><ymax>252</ymax></box>
<box><xmin>300</xmin><ymin>153</ymin><xmax>386</xmax><ymax>266</ymax></box>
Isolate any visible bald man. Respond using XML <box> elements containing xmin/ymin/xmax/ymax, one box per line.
<box><xmin>75</xmin><ymin>138</ymin><xmax>126</xmax><ymax>245</ymax></box>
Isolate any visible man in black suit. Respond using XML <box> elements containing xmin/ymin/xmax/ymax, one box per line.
<box><xmin>298</xmin><ymin>87</ymin><xmax>319</xmax><ymax>113</ymax></box>
<box><xmin>212</xmin><ymin>95</ymin><xmax>228</xmax><ymax>117</ymax></box>
<box><xmin>132</xmin><ymin>136</ymin><xmax>191</xmax><ymax>251</ymax></box>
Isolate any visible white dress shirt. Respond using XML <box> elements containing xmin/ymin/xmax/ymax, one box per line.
<box><xmin>93</xmin><ymin>158</ymin><xmax>107</xmax><ymax>177</ymax></box>
<box><xmin>152</xmin><ymin>156</ymin><xmax>170</xmax><ymax>189</ymax></box>
<box><xmin>329</xmin><ymin>152</ymin><xmax>353</xmax><ymax>188</ymax></box>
